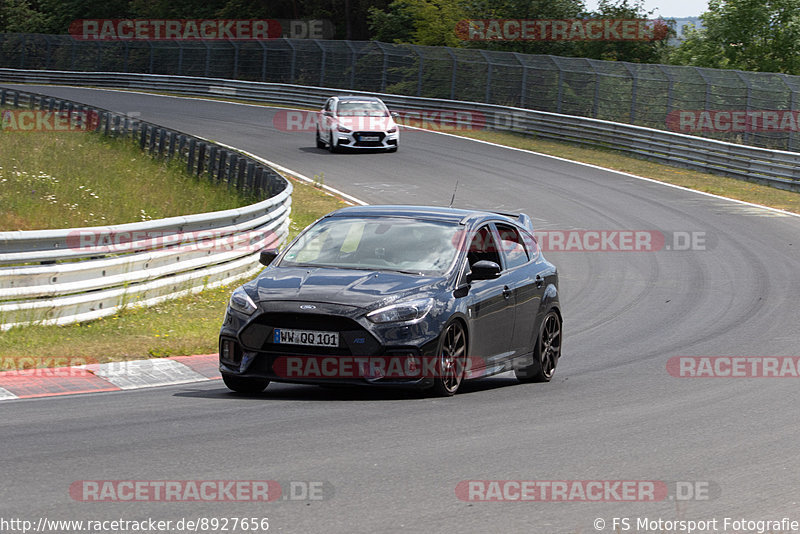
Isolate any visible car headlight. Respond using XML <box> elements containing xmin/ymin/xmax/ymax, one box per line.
<box><xmin>387</xmin><ymin>126</ymin><xmax>397</xmax><ymax>133</ymax></box>
<box><xmin>367</xmin><ymin>298</ymin><xmax>434</xmax><ymax>324</ymax></box>
<box><xmin>229</xmin><ymin>287</ymin><xmax>258</xmax><ymax>315</ymax></box>
<box><xmin>337</xmin><ymin>125</ymin><xmax>352</xmax><ymax>133</ymax></box>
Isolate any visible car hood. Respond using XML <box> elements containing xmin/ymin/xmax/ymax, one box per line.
<box><xmin>251</xmin><ymin>267</ymin><xmax>442</xmax><ymax>310</ymax></box>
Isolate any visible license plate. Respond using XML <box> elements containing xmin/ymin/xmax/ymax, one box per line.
<box><xmin>273</xmin><ymin>328</ymin><xmax>339</xmax><ymax>347</ymax></box>
<box><xmin>360</xmin><ymin>136</ymin><xmax>379</xmax><ymax>141</ymax></box>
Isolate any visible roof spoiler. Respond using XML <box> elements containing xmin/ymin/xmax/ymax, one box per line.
<box><xmin>492</xmin><ymin>211</ymin><xmax>535</xmax><ymax>233</ymax></box>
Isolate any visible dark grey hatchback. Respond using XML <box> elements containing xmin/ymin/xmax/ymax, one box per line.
<box><xmin>219</xmin><ymin>205</ymin><xmax>561</xmax><ymax>396</ymax></box>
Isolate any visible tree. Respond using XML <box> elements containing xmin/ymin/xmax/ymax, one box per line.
<box><xmin>0</xmin><ymin>0</ymin><xmax>47</xmax><ymax>33</ymax></box>
<box><xmin>575</xmin><ymin>0</ymin><xmax>675</xmax><ymax>63</ymax></box>
<box><xmin>669</xmin><ymin>0</ymin><xmax>800</xmax><ymax>74</ymax></box>
<box><xmin>368</xmin><ymin>0</ymin><xmax>468</xmax><ymax>47</ymax></box>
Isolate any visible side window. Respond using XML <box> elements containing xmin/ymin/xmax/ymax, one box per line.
<box><xmin>467</xmin><ymin>225</ymin><xmax>501</xmax><ymax>268</ymax></box>
<box><xmin>324</xmin><ymin>99</ymin><xmax>333</xmax><ymax>112</ymax></box>
<box><xmin>495</xmin><ymin>223</ymin><xmax>530</xmax><ymax>270</ymax></box>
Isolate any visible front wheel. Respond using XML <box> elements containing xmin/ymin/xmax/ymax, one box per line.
<box><xmin>386</xmin><ymin>146</ymin><xmax>398</xmax><ymax>153</ymax></box>
<box><xmin>430</xmin><ymin>321</ymin><xmax>468</xmax><ymax>397</ymax></box>
<box><xmin>222</xmin><ymin>373</ymin><xmax>270</xmax><ymax>394</ymax></box>
<box><xmin>316</xmin><ymin>128</ymin><xmax>326</xmax><ymax>149</ymax></box>
<box><xmin>515</xmin><ymin>310</ymin><xmax>561</xmax><ymax>383</ymax></box>
<box><xmin>328</xmin><ymin>131</ymin><xmax>339</xmax><ymax>153</ymax></box>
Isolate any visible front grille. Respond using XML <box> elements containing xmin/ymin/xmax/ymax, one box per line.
<box><xmin>352</xmin><ymin>131</ymin><xmax>386</xmax><ymax>147</ymax></box>
<box><xmin>239</xmin><ymin>312</ymin><xmax>380</xmax><ymax>356</ymax></box>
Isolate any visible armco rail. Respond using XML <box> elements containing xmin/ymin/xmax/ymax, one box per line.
<box><xmin>0</xmin><ymin>86</ymin><xmax>292</xmax><ymax>330</ymax></box>
<box><xmin>1</xmin><ymin>68</ymin><xmax>799</xmax><ymax>192</ymax></box>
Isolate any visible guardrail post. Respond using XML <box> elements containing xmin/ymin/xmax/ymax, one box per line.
<box><xmin>227</xmin><ymin>154</ymin><xmax>239</xmax><ymax>188</ymax></box>
<box><xmin>104</xmin><ymin>112</ymin><xmax>110</xmax><ymax>135</ymax></box>
<box><xmin>13</xmin><ymin>91</ymin><xmax>20</xmax><ymax>107</ymax></box>
<box><xmin>217</xmin><ymin>150</ymin><xmax>228</xmax><ymax>183</ymax></box>
<box><xmin>140</xmin><ymin>124</ymin><xmax>148</xmax><ymax>150</ymax></box>
<box><xmin>254</xmin><ymin>167</ymin><xmax>265</xmax><ymax>196</ymax></box>
<box><xmin>112</xmin><ymin>115</ymin><xmax>120</xmax><ymax>136</ymax></box>
<box><xmin>237</xmin><ymin>158</ymin><xmax>246</xmax><ymax>189</ymax></box>
<box><xmin>196</xmin><ymin>142</ymin><xmax>206</xmax><ymax>175</ymax></box>
<box><xmin>246</xmin><ymin>162</ymin><xmax>255</xmax><ymax>190</ymax></box>
<box><xmin>208</xmin><ymin>146</ymin><xmax>218</xmax><ymax>180</ymax></box>
<box><xmin>178</xmin><ymin>135</ymin><xmax>187</xmax><ymax>157</ymax></box>
<box><xmin>148</xmin><ymin>126</ymin><xmax>157</xmax><ymax>154</ymax></box>
<box><xmin>0</xmin><ymin>89</ymin><xmax>6</xmax><ymax>106</ymax></box>
<box><xmin>168</xmin><ymin>132</ymin><xmax>177</xmax><ymax>158</ymax></box>
<box><xmin>158</xmin><ymin>127</ymin><xmax>166</xmax><ymax>156</ymax></box>
<box><xmin>187</xmin><ymin>139</ymin><xmax>197</xmax><ymax>174</ymax></box>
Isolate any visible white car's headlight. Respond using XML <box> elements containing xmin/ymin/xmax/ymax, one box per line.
<box><xmin>367</xmin><ymin>298</ymin><xmax>434</xmax><ymax>324</ymax></box>
<box><xmin>229</xmin><ymin>287</ymin><xmax>258</xmax><ymax>315</ymax></box>
<box><xmin>337</xmin><ymin>125</ymin><xmax>352</xmax><ymax>133</ymax></box>
<box><xmin>387</xmin><ymin>126</ymin><xmax>397</xmax><ymax>133</ymax></box>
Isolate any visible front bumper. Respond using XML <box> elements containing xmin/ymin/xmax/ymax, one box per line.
<box><xmin>219</xmin><ymin>304</ymin><xmax>439</xmax><ymax>388</ymax></box>
<box><xmin>334</xmin><ymin>130</ymin><xmax>399</xmax><ymax>149</ymax></box>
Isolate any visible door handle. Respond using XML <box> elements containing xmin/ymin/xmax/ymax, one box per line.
<box><xmin>535</xmin><ymin>275</ymin><xmax>544</xmax><ymax>288</ymax></box>
<box><xmin>502</xmin><ymin>286</ymin><xmax>512</xmax><ymax>299</ymax></box>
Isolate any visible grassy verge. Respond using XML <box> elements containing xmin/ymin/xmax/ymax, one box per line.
<box><xmin>0</xmin><ymin>177</ymin><xmax>348</xmax><ymax>365</ymax></box>
<box><xmin>0</xmin><ymin>117</ymin><xmax>258</xmax><ymax>230</ymax></box>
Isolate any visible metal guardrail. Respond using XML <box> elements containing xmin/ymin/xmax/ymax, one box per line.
<box><xmin>1</xmin><ymin>68</ymin><xmax>798</xmax><ymax>192</ymax></box>
<box><xmin>0</xmin><ymin>86</ymin><xmax>292</xmax><ymax>330</ymax></box>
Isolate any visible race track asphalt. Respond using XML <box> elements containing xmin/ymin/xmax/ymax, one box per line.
<box><xmin>1</xmin><ymin>85</ymin><xmax>799</xmax><ymax>534</ymax></box>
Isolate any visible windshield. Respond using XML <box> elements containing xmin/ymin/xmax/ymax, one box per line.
<box><xmin>337</xmin><ymin>101</ymin><xmax>388</xmax><ymax>117</ymax></box>
<box><xmin>280</xmin><ymin>217</ymin><xmax>461</xmax><ymax>274</ymax></box>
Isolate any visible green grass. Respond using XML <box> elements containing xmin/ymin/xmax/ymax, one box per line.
<box><xmin>0</xmin><ymin>116</ymin><xmax>258</xmax><ymax>230</ymax></box>
<box><xmin>0</xmin><ymin>176</ymin><xmax>348</xmax><ymax>366</ymax></box>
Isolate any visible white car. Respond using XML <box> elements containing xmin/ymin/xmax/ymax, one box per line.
<box><xmin>316</xmin><ymin>96</ymin><xmax>399</xmax><ymax>153</ymax></box>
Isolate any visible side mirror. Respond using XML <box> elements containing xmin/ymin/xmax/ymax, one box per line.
<box><xmin>391</xmin><ymin>111</ymin><xmax>400</xmax><ymax>119</ymax></box>
<box><xmin>259</xmin><ymin>248</ymin><xmax>280</xmax><ymax>266</ymax></box>
<box><xmin>469</xmin><ymin>260</ymin><xmax>501</xmax><ymax>281</ymax></box>
<box><xmin>323</xmin><ymin>110</ymin><xmax>333</xmax><ymax>117</ymax></box>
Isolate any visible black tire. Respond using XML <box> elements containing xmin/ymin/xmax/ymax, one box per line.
<box><xmin>328</xmin><ymin>131</ymin><xmax>339</xmax><ymax>153</ymax></box>
<box><xmin>316</xmin><ymin>128</ymin><xmax>326</xmax><ymax>149</ymax></box>
<box><xmin>222</xmin><ymin>373</ymin><xmax>270</xmax><ymax>394</ymax></box>
<box><xmin>387</xmin><ymin>146</ymin><xmax>398</xmax><ymax>153</ymax></box>
<box><xmin>430</xmin><ymin>320</ymin><xmax>468</xmax><ymax>397</ymax></box>
<box><xmin>515</xmin><ymin>310</ymin><xmax>561</xmax><ymax>383</ymax></box>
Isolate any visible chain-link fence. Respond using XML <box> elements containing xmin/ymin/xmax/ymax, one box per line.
<box><xmin>3</xmin><ymin>33</ymin><xmax>800</xmax><ymax>152</ymax></box>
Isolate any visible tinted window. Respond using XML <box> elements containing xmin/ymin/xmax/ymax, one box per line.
<box><xmin>495</xmin><ymin>223</ymin><xmax>529</xmax><ymax>269</ymax></box>
<box><xmin>467</xmin><ymin>225</ymin><xmax>501</xmax><ymax>267</ymax></box>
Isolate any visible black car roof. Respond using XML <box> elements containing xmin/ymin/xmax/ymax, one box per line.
<box><xmin>326</xmin><ymin>205</ymin><xmax>528</xmax><ymax>227</ymax></box>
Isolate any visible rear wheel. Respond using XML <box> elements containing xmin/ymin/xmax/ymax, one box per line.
<box><xmin>430</xmin><ymin>321</ymin><xmax>468</xmax><ymax>397</ymax></box>
<box><xmin>222</xmin><ymin>373</ymin><xmax>270</xmax><ymax>394</ymax></box>
<box><xmin>515</xmin><ymin>310</ymin><xmax>561</xmax><ymax>383</ymax></box>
